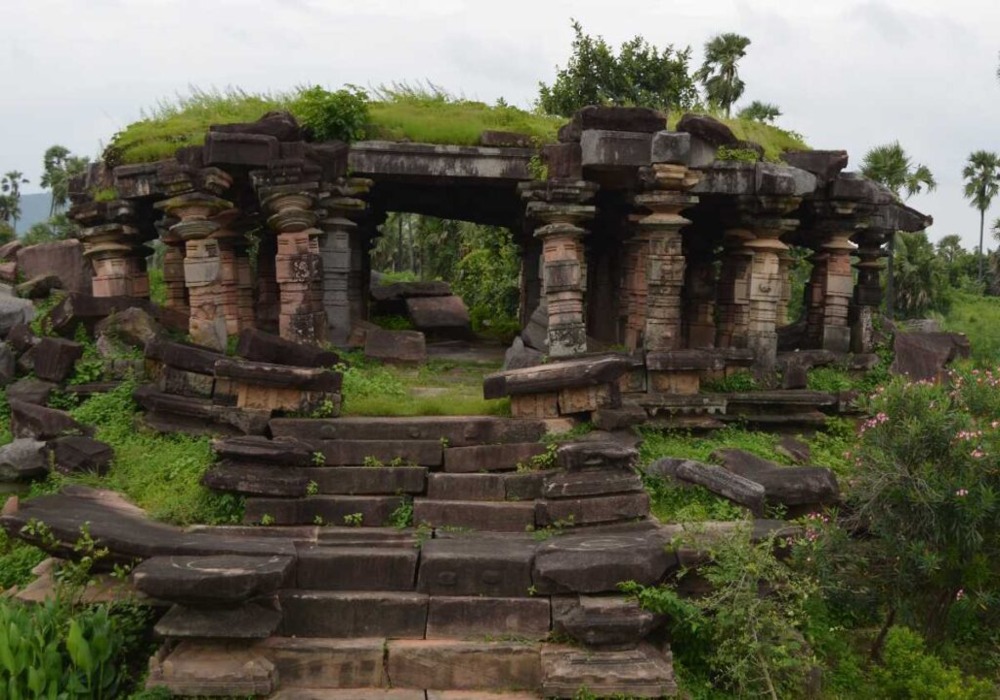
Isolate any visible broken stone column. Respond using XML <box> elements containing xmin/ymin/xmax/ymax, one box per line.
<box><xmin>851</xmin><ymin>230</ymin><xmax>888</xmax><ymax>353</ymax></box>
<box><xmin>318</xmin><ymin>178</ymin><xmax>371</xmax><ymax>344</ymax></box>
<box><xmin>262</xmin><ymin>188</ymin><xmax>324</xmax><ymax>344</ymax></box>
<box><xmin>156</xmin><ymin>192</ymin><xmax>233</xmax><ymax>350</ymax></box>
<box><xmin>211</xmin><ymin>208</ymin><xmax>249</xmax><ymax>337</ymax></box>
<box><xmin>71</xmin><ymin>200</ymin><xmax>149</xmax><ymax>298</ymax></box>
<box><xmin>520</xmin><ymin>180</ymin><xmax>598</xmax><ymax>358</ymax></box>
<box><xmin>156</xmin><ymin>218</ymin><xmax>189</xmax><ymax>316</ymax></box>
<box><xmin>633</xmin><ymin>164</ymin><xmax>699</xmax><ymax>352</ymax></box>
<box><xmin>817</xmin><ymin>229</ymin><xmax>857</xmax><ymax>352</ymax></box>
<box><xmin>715</xmin><ymin>228</ymin><xmax>754</xmax><ymax>348</ymax></box>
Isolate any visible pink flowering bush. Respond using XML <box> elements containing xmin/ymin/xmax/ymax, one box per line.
<box><xmin>848</xmin><ymin>366</ymin><xmax>1000</xmax><ymax>641</ymax></box>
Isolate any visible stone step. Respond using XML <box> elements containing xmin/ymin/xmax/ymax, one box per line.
<box><xmin>534</xmin><ymin>491</ymin><xmax>651</xmax><ymax>528</ymax></box>
<box><xmin>387</xmin><ymin>639</ymin><xmax>541</xmax><ymax>692</ymax></box>
<box><xmin>426</xmin><ymin>596</ymin><xmax>551</xmax><ymax>641</ymax></box>
<box><xmin>417</xmin><ymin>537</ymin><xmax>535</xmax><ymax>598</ymax></box>
<box><xmin>315</xmin><ymin>439</ymin><xmax>443</xmax><ymax>467</ymax></box>
<box><xmin>413</xmin><ymin>499</ymin><xmax>535</xmax><ymax>532</ymax></box>
<box><xmin>155</xmin><ymin>603</ymin><xmax>282</xmax><ymax>640</ymax></box>
<box><xmin>254</xmin><ymin>637</ymin><xmax>387</xmax><ymax>690</ymax></box>
<box><xmin>270</xmin><ymin>690</ymin><xmax>425</xmax><ymax>700</ymax></box>
<box><xmin>426</xmin><ymin>473</ymin><xmax>505</xmax><ymax>501</ymax></box>
<box><xmin>310</xmin><ymin>466</ymin><xmax>428</xmax><ymax>494</ymax></box>
<box><xmin>540</xmin><ymin>643</ymin><xmax>678</xmax><ymax>698</ymax></box>
<box><xmin>442</xmin><ymin>443</ymin><xmax>549</xmax><ymax>473</ymax></box>
<box><xmin>317</xmin><ymin>526</ymin><xmax>420</xmax><ymax>548</ymax></box>
<box><xmin>146</xmin><ymin>640</ymin><xmax>277</xmax><ymax>697</ymax></box>
<box><xmin>279</xmin><ymin>590</ymin><xmax>428</xmax><ymax>638</ymax></box>
<box><xmin>244</xmin><ymin>495</ymin><xmax>404</xmax><ymax>526</ymax></box>
<box><xmin>270</xmin><ymin>416</ymin><xmax>546</xmax><ymax>446</ymax></box>
<box><xmin>295</xmin><ymin>544</ymin><xmax>418</xmax><ymax>590</ymax></box>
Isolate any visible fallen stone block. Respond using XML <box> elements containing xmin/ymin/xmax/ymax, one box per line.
<box><xmin>212</xmin><ymin>435</ymin><xmax>316</xmax><ymax>466</ymax></box>
<box><xmin>46</xmin><ymin>436</ymin><xmax>114</xmax><ymax>476</ymax></box>
<box><xmin>0</xmin><ymin>296</ymin><xmax>35</xmax><ymax>337</ymax></box>
<box><xmin>543</xmin><ymin>469</ymin><xmax>644</xmax><ymax>499</ymax></box>
<box><xmin>146</xmin><ymin>640</ymin><xmax>276</xmax><ymax>697</ymax></box>
<box><xmin>535</xmin><ymin>491</ymin><xmax>650</xmax><ymax>527</ymax></box>
<box><xmin>6</xmin><ymin>378</ymin><xmax>56</xmax><ymax>407</ymax></box>
<box><xmin>0</xmin><ymin>438</ymin><xmax>48</xmax><ymax>482</ymax></box>
<box><xmin>16</xmin><ymin>240</ymin><xmax>91</xmax><ymax>295</ymax></box>
<box><xmin>647</xmin><ymin>457</ymin><xmax>766</xmax><ymax>516</ymax></box>
<box><xmin>10</xmin><ymin>399</ymin><xmax>92</xmax><ymax>440</ymax></box>
<box><xmin>387</xmin><ymin>639</ymin><xmax>542</xmax><ymax>691</ymax></box>
<box><xmin>540</xmin><ymin>643</ymin><xmax>678</xmax><ymax>698</ymax></box>
<box><xmin>95</xmin><ymin>307</ymin><xmax>164</xmax><ymax>349</ymax></box>
<box><xmin>236</xmin><ymin>328</ymin><xmax>340</xmax><ymax>367</ymax></box>
<box><xmin>15</xmin><ymin>274</ymin><xmax>61</xmax><ymax>299</ymax></box>
<box><xmin>145</xmin><ymin>336</ymin><xmax>226</xmax><ymax>375</ymax></box>
<box><xmin>254</xmin><ymin>637</ymin><xmax>388</xmax><ymax>690</ymax></box>
<box><xmin>711</xmin><ymin>448</ymin><xmax>841</xmax><ymax>510</ymax></box>
<box><xmin>555</xmin><ymin>441</ymin><xmax>637</xmax><ymax>471</ymax></box>
<box><xmin>364</xmin><ymin>328</ymin><xmax>427</xmax><ymax>364</ymax></box>
<box><xmin>484</xmin><ymin>354</ymin><xmax>632</xmax><ymax>399</ymax></box>
<box><xmin>33</xmin><ymin>337</ymin><xmax>85</xmax><ymax>383</ymax></box>
<box><xmin>0</xmin><ymin>342</ymin><xmax>14</xmax><ymax>386</ymax></box>
<box><xmin>405</xmin><ymin>295</ymin><xmax>471</xmax><ymax>334</ymax></box>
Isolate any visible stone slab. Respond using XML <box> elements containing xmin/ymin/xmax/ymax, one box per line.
<box><xmin>271</xmin><ymin>691</ymin><xmax>423</xmax><ymax>700</ymax></box>
<box><xmin>0</xmin><ymin>438</ymin><xmax>48</xmax><ymax>482</ymax></box>
<box><xmin>426</xmin><ymin>596</ymin><xmax>551</xmax><ymax>640</ymax></box>
<box><xmin>532</xmin><ymin>531</ymin><xmax>671</xmax><ymax>594</ymax></box>
<box><xmin>427</xmin><ymin>693</ymin><xmax>540</xmax><ymax>700</ymax></box>
<box><xmin>295</xmin><ymin>544</ymin><xmax>418</xmax><ymax>590</ymax></box>
<box><xmin>279</xmin><ymin>590</ymin><xmax>428</xmax><ymax>638</ymax></box>
<box><xmin>236</xmin><ymin>327</ymin><xmax>340</xmax><ymax>367</ymax></box>
<box><xmin>418</xmin><ymin>537</ymin><xmax>535</xmax><ymax>597</ymax></box>
<box><xmin>555</xmin><ymin>441</ymin><xmax>637</xmax><ymax>471</ymax></box>
<box><xmin>535</xmin><ymin>492</ymin><xmax>650</xmax><ymax>527</ymax></box>
<box><xmin>146</xmin><ymin>640</ymin><xmax>276</xmax><ymax>697</ymax></box>
<box><xmin>365</xmin><ymin>328</ymin><xmax>427</xmax><ymax>364</ymax></box>
<box><xmin>9</xmin><ymin>398</ymin><xmax>92</xmax><ymax>440</ymax></box>
<box><xmin>552</xmin><ymin>595</ymin><xmax>662</xmax><ymax>649</ymax></box>
<box><xmin>413</xmin><ymin>499</ymin><xmax>535</xmax><ymax>532</ymax></box>
<box><xmin>154</xmin><ymin>603</ymin><xmax>282</xmax><ymax>639</ymax></box>
<box><xmin>214</xmin><ymin>357</ymin><xmax>342</xmax><ymax>392</ymax></box>
<box><xmin>427</xmin><ymin>473</ymin><xmax>506</xmax><ymax>501</ymax></box>
<box><xmin>542</xmin><ymin>469</ymin><xmax>643</xmax><ymax>499</ymax></box>
<box><xmin>540</xmin><ymin>643</ymin><xmax>678</xmax><ymax>698</ymax></box>
<box><xmin>132</xmin><ymin>554</ymin><xmax>294</xmax><ymax>604</ymax></box>
<box><xmin>33</xmin><ymin>337</ymin><xmax>84</xmax><ymax>382</ymax></box>
<box><xmin>311</xmin><ymin>466</ymin><xmax>428</xmax><ymax>495</ymax></box>
<box><xmin>503</xmin><ymin>471</ymin><xmax>549</xmax><ymax>501</ymax></box>
<box><xmin>443</xmin><ymin>443</ymin><xmax>548</xmax><ymax>473</ymax></box>
<box><xmin>16</xmin><ymin>240</ymin><xmax>91</xmax><ymax>295</ymax></box>
<box><xmin>212</xmin><ymin>435</ymin><xmax>317</xmax><ymax>466</ymax></box>
<box><xmin>316</xmin><ymin>439</ymin><xmax>443</xmax><ymax>467</ymax></box>
<box><xmin>271</xmin><ymin>416</ymin><xmax>546</xmax><ymax>446</ymax></box>
<box><xmin>202</xmin><ymin>463</ymin><xmax>311</xmax><ymax>497</ymax></box>
<box><xmin>243</xmin><ymin>495</ymin><xmax>404</xmax><ymax>527</ymax></box>
<box><xmin>484</xmin><ymin>355</ymin><xmax>632</xmax><ymax>399</ymax></box>
<box><xmin>47</xmin><ymin>435</ymin><xmax>114</xmax><ymax>476</ymax></box>
<box><xmin>254</xmin><ymin>637</ymin><xmax>387</xmax><ymax>689</ymax></box>
<box><xmin>406</xmin><ymin>295</ymin><xmax>471</xmax><ymax>332</ymax></box>
<box><xmin>387</xmin><ymin>639</ymin><xmax>542</xmax><ymax>691</ymax></box>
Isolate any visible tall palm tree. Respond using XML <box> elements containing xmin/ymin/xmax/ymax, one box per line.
<box><xmin>694</xmin><ymin>33</ymin><xmax>752</xmax><ymax>117</ymax></box>
<box><xmin>860</xmin><ymin>142</ymin><xmax>937</xmax><ymax>317</ymax></box>
<box><xmin>40</xmin><ymin>145</ymin><xmax>89</xmax><ymax>216</ymax></box>
<box><xmin>0</xmin><ymin>171</ymin><xmax>29</xmax><ymax>235</ymax></box>
<box><xmin>962</xmin><ymin>150</ymin><xmax>1000</xmax><ymax>281</ymax></box>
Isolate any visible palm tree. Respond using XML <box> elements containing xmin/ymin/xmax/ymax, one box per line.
<box><xmin>0</xmin><ymin>171</ymin><xmax>29</xmax><ymax>235</ymax></box>
<box><xmin>40</xmin><ymin>145</ymin><xmax>89</xmax><ymax>216</ymax></box>
<box><xmin>962</xmin><ymin>150</ymin><xmax>1000</xmax><ymax>282</ymax></box>
<box><xmin>860</xmin><ymin>142</ymin><xmax>937</xmax><ymax>317</ymax></box>
<box><xmin>736</xmin><ymin>100</ymin><xmax>781</xmax><ymax>124</ymax></box>
<box><xmin>694</xmin><ymin>33</ymin><xmax>752</xmax><ymax>117</ymax></box>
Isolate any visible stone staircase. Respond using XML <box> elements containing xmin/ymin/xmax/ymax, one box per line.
<box><xmin>137</xmin><ymin>416</ymin><xmax>679</xmax><ymax>698</ymax></box>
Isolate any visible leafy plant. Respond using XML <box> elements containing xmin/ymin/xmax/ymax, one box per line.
<box><xmin>389</xmin><ymin>497</ymin><xmax>414</xmax><ymax>529</ymax></box>
<box><xmin>716</xmin><ymin>145</ymin><xmax>760</xmax><ymax>162</ymax></box>
<box><xmin>290</xmin><ymin>85</ymin><xmax>371</xmax><ymax>142</ymax></box>
<box><xmin>701</xmin><ymin>370</ymin><xmax>757</xmax><ymax>393</ymax></box>
<box><xmin>343</xmin><ymin>512</ymin><xmax>364</xmax><ymax>527</ymax></box>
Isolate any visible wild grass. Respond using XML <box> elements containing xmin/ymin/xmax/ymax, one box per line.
<box><xmin>667</xmin><ymin>110</ymin><xmax>809</xmax><ymax>161</ymax></box>
<box><xmin>941</xmin><ymin>291</ymin><xmax>1000</xmax><ymax>364</ymax></box>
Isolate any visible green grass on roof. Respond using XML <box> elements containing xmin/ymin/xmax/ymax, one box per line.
<box><xmin>104</xmin><ymin>85</ymin><xmax>808</xmax><ymax>166</ymax></box>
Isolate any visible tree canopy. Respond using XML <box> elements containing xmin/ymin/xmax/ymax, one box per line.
<box><xmin>962</xmin><ymin>150</ymin><xmax>1000</xmax><ymax>281</ymax></box>
<box><xmin>694</xmin><ymin>33</ymin><xmax>752</xmax><ymax>117</ymax></box>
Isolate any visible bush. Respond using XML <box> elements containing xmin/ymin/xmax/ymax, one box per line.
<box><xmin>872</xmin><ymin>626</ymin><xmax>995</xmax><ymax>699</ymax></box>
<box><xmin>291</xmin><ymin>85</ymin><xmax>371</xmax><ymax>142</ymax></box>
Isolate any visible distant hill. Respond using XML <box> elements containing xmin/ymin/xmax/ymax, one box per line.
<box><xmin>15</xmin><ymin>192</ymin><xmax>54</xmax><ymax>235</ymax></box>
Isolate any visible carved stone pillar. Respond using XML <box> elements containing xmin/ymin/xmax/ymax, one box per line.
<box><xmin>156</xmin><ymin>193</ymin><xmax>233</xmax><ymax>350</ymax></box>
<box><xmin>803</xmin><ymin>245</ymin><xmax>828</xmax><ymax>348</ymax></box>
<box><xmin>818</xmin><ymin>230</ymin><xmax>857</xmax><ymax>352</ymax></box>
<box><xmin>158</xmin><ymin>219</ymin><xmax>189</xmax><ymax>315</ymax></box>
<box><xmin>851</xmin><ymin>230</ymin><xmax>889</xmax><ymax>353</ymax></box>
<box><xmin>211</xmin><ymin>209</ymin><xmax>246</xmax><ymax>336</ymax></box>
<box><xmin>263</xmin><ymin>188</ymin><xmax>324</xmax><ymax>344</ymax></box>
<box><xmin>715</xmin><ymin>229</ymin><xmax>754</xmax><ymax>348</ymax></box>
<box><xmin>318</xmin><ymin>178</ymin><xmax>371</xmax><ymax>344</ymax></box>
<box><xmin>520</xmin><ymin>180</ymin><xmax>598</xmax><ymax>358</ymax></box>
<box><xmin>776</xmin><ymin>248</ymin><xmax>794</xmax><ymax>327</ymax></box>
<box><xmin>621</xmin><ymin>216</ymin><xmax>648</xmax><ymax>351</ymax></box>
<box><xmin>72</xmin><ymin>200</ymin><xmax>149</xmax><ymax>298</ymax></box>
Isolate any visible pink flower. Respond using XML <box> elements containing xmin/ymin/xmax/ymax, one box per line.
<box><xmin>956</xmin><ymin>489</ymin><xmax>969</xmax><ymax>497</ymax></box>
<box><xmin>956</xmin><ymin>589</ymin><xmax>966</xmax><ymax>601</ymax></box>
<box><xmin>970</xmin><ymin>450</ymin><xmax>985</xmax><ymax>459</ymax></box>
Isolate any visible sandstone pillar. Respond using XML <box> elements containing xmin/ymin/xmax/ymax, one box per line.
<box><xmin>158</xmin><ymin>220</ymin><xmax>189</xmax><ymax>315</ymax></box>
<box><xmin>156</xmin><ymin>193</ymin><xmax>233</xmax><ymax>350</ymax></box>
<box><xmin>818</xmin><ymin>230</ymin><xmax>857</xmax><ymax>352</ymax></box>
<box><xmin>520</xmin><ymin>180</ymin><xmax>598</xmax><ymax>358</ymax></box>
<box><xmin>72</xmin><ymin>201</ymin><xmax>149</xmax><ymax>298</ymax></box>
<box><xmin>210</xmin><ymin>208</ymin><xmax>248</xmax><ymax>336</ymax></box>
<box><xmin>318</xmin><ymin>179</ymin><xmax>370</xmax><ymax>344</ymax></box>
<box><xmin>803</xmin><ymin>245</ymin><xmax>828</xmax><ymax>348</ymax></box>
<box><xmin>621</xmin><ymin>216</ymin><xmax>648</xmax><ymax>351</ymax></box>
<box><xmin>776</xmin><ymin>247</ymin><xmax>794</xmax><ymax>327</ymax></box>
<box><xmin>851</xmin><ymin>231</ymin><xmax>888</xmax><ymax>353</ymax></box>
<box><xmin>715</xmin><ymin>229</ymin><xmax>754</xmax><ymax>348</ymax></box>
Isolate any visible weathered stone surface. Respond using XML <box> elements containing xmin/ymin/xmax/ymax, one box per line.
<box><xmin>236</xmin><ymin>328</ymin><xmax>340</xmax><ymax>367</ymax></box>
<box><xmin>484</xmin><ymin>355</ymin><xmax>631</xmax><ymax>399</ymax></box>
<box><xmin>781</xmin><ymin>149</ymin><xmax>849</xmax><ymax>185</ymax></box>
<box><xmin>535</xmin><ymin>491</ymin><xmax>650</xmax><ymax>527</ymax></box>
<box><xmin>542</xmin><ymin>469</ymin><xmax>643</xmax><ymax>499</ymax></box>
<box><xmin>6</xmin><ymin>378</ymin><xmax>56</xmax><ymax>406</ymax></box>
<box><xmin>426</xmin><ymin>692</ymin><xmax>539</xmax><ymax>700</ymax></box>
<box><xmin>0</xmin><ymin>439</ymin><xmax>48</xmax><ymax>482</ymax></box>
<box><xmin>592</xmin><ymin>405</ymin><xmax>648</xmax><ymax>431</ymax></box>
<box><xmin>562</xmin><ymin>106</ymin><xmax>666</xmax><ymax>141</ymax></box>
<box><xmin>272</xmin><ymin>416</ymin><xmax>546</xmax><ymax>446</ymax></box>
<box><xmin>155</xmin><ymin>603</ymin><xmax>282</xmax><ymax>639</ymax></box>
<box><xmin>503</xmin><ymin>336</ymin><xmax>543</xmax><ymax>371</ymax></box>
<box><xmin>145</xmin><ymin>336</ymin><xmax>226</xmax><ymax>376</ymax></box>
<box><xmin>581</xmin><ymin>129</ymin><xmax>654</xmax><ymax>169</ymax></box>
<box><xmin>212</xmin><ymin>435</ymin><xmax>316</xmax><ymax>466</ymax></box>
<box><xmin>279</xmin><ymin>590</ymin><xmax>428</xmax><ymax>638</ymax></box>
<box><xmin>6</xmin><ymin>323</ymin><xmax>38</xmax><ymax>354</ymax></box>
<box><xmin>405</xmin><ymin>295</ymin><xmax>471</xmax><ymax>332</ymax></box>
<box><xmin>254</xmin><ymin>637</ymin><xmax>388</xmax><ymax>690</ymax></box>
<box><xmin>135</xmin><ymin>386</ymin><xmax>270</xmax><ymax>436</ymax></box>
<box><xmin>296</xmin><ymin>544</ymin><xmax>418</xmax><ymax>591</ymax></box>
<box><xmin>213</xmin><ymin>358</ymin><xmax>342</xmax><ymax>393</ymax></box>
<box><xmin>315</xmin><ymin>439</ymin><xmax>442</xmax><ymax>467</ymax></box>
<box><xmin>443</xmin><ymin>443</ymin><xmax>548</xmax><ymax>473</ymax></box>
<box><xmin>650</xmin><ymin>131</ymin><xmax>691</xmax><ymax>165</ymax></box>
<box><xmin>364</xmin><ymin>328</ymin><xmax>427</xmax><ymax>364</ymax></box>
<box><xmin>317</xmin><ymin>526</ymin><xmax>420</xmax><ymax>548</ymax></box>
<box><xmin>243</xmin><ymin>495</ymin><xmax>403</xmax><ymax>527</ymax></box>
<box><xmin>891</xmin><ymin>331</ymin><xmax>971</xmax><ymax>382</ymax></box>
<box><xmin>426</xmin><ymin>596</ymin><xmax>551</xmax><ymax>640</ymax></box>
<box><xmin>540</xmin><ymin>643</ymin><xmax>677</xmax><ymax>698</ymax></box>
<box><xmin>47</xmin><ymin>436</ymin><xmax>114</xmax><ymax>476</ymax></box>
<box><xmin>504</xmin><ymin>471</ymin><xmax>550</xmax><ymax>501</ymax></box>
<box><xmin>147</xmin><ymin>640</ymin><xmax>276</xmax><ymax>696</ymax></box>
<box><xmin>388</xmin><ymin>640</ymin><xmax>542</xmax><ymax>691</ymax></box>
<box><xmin>533</xmin><ymin>531</ymin><xmax>671</xmax><ymax>594</ymax></box>
<box><xmin>0</xmin><ymin>240</ymin><xmax>22</xmax><ymax>262</ymax></box>
<box><xmin>31</xmin><ymin>337</ymin><xmax>84</xmax><ymax>383</ymax></box>
<box><xmin>418</xmin><ymin>537</ymin><xmax>535</xmax><ymax>597</ymax></box>
<box><xmin>133</xmin><ymin>554</ymin><xmax>293</xmax><ymax>604</ymax></box>
<box><xmin>271</xmin><ymin>691</ymin><xmax>423</xmax><ymax>700</ymax></box>
<box><xmin>0</xmin><ymin>342</ymin><xmax>14</xmax><ymax>386</ymax></box>
<box><xmin>0</xmin><ymin>296</ymin><xmax>34</xmax><ymax>337</ymax></box>
<box><xmin>479</xmin><ymin>130</ymin><xmax>534</xmax><ymax>148</ymax></box>
<box><xmin>676</xmin><ymin>113</ymin><xmax>737</xmax><ymax>146</ymax></box>
<box><xmin>647</xmin><ymin>457</ymin><xmax>766</xmax><ymax>515</ymax></box>
<box><xmin>552</xmin><ymin>595</ymin><xmax>662</xmax><ymax>649</ymax></box>
<box><xmin>16</xmin><ymin>274</ymin><xmax>61</xmax><ymax>299</ymax></box>
<box><xmin>555</xmin><ymin>441</ymin><xmax>637</xmax><ymax>471</ymax></box>
<box><xmin>10</xmin><ymin>399</ymin><xmax>91</xmax><ymax>440</ymax></box>
<box><xmin>202</xmin><ymin>463</ymin><xmax>310</xmax><ymax>497</ymax></box>
<box><xmin>776</xmin><ymin>436</ymin><xmax>811</xmax><ymax>464</ymax></box>
<box><xmin>17</xmin><ymin>240</ymin><xmax>91</xmax><ymax>295</ymax></box>
<box><xmin>427</xmin><ymin>473</ymin><xmax>506</xmax><ymax>501</ymax></box>
<box><xmin>311</xmin><ymin>466</ymin><xmax>427</xmax><ymax>495</ymax></box>
<box><xmin>712</xmin><ymin>448</ymin><xmax>841</xmax><ymax>508</ymax></box>
<box><xmin>413</xmin><ymin>499</ymin><xmax>535</xmax><ymax>532</ymax></box>
<box><xmin>94</xmin><ymin>307</ymin><xmax>164</xmax><ymax>349</ymax></box>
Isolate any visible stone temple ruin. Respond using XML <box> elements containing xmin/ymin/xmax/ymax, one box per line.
<box><xmin>0</xmin><ymin>105</ymin><xmax>937</xmax><ymax>698</ymax></box>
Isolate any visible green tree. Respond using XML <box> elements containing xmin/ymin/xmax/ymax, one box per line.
<box><xmin>0</xmin><ymin>170</ymin><xmax>29</xmax><ymax>235</ymax></box>
<box><xmin>937</xmin><ymin>233</ymin><xmax>978</xmax><ymax>289</ymax></box>
<box><xmin>40</xmin><ymin>145</ymin><xmax>89</xmax><ymax>216</ymax></box>
<box><xmin>892</xmin><ymin>231</ymin><xmax>945</xmax><ymax>317</ymax></box>
<box><xmin>736</xmin><ymin>100</ymin><xmax>781</xmax><ymax>123</ymax></box>
<box><xmin>694</xmin><ymin>33</ymin><xmax>752</xmax><ymax>117</ymax></box>
<box><xmin>860</xmin><ymin>142</ymin><xmax>937</xmax><ymax>316</ymax></box>
<box><xmin>962</xmin><ymin>150</ymin><xmax>1000</xmax><ymax>282</ymax></box>
<box><xmin>538</xmin><ymin>20</ymin><xmax>697</xmax><ymax>117</ymax></box>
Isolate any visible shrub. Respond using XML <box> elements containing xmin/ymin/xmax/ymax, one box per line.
<box><xmin>872</xmin><ymin>626</ymin><xmax>995</xmax><ymax>699</ymax></box>
<box><xmin>291</xmin><ymin>86</ymin><xmax>371</xmax><ymax>142</ymax></box>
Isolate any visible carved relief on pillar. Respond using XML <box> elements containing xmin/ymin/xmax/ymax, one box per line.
<box><xmin>262</xmin><ymin>188</ymin><xmax>324</xmax><ymax>344</ymax></box>
<box><xmin>520</xmin><ymin>179</ymin><xmax>598</xmax><ymax>359</ymax></box>
<box><xmin>318</xmin><ymin>178</ymin><xmax>371</xmax><ymax>344</ymax></box>
<box><xmin>155</xmin><ymin>191</ymin><xmax>233</xmax><ymax>350</ymax></box>
<box><xmin>776</xmin><ymin>248</ymin><xmax>794</xmax><ymax>328</ymax></box>
<box><xmin>71</xmin><ymin>200</ymin><xmax>150</xmax><ymax>299</ymax></box>
<box><xmin>715</xmin><ymin>228</ymin><xmax>754</xmax><ymax>349</ymax></box>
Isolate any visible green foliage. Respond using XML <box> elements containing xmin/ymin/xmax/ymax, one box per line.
<box><xmin>21</xmin><ymin>213</ymin><xmax>78</xmax><ymax>245</ymax></box>
<box><xmin>370</xmin><ymin>314</ymin><xmax>414</xmax><ymax>331</ymax></box>
<box><xmin>29</xmin><ymin>292</ymin><xmax>64</xmax><ymax>337</ymax></box>
<box><xmin>291</xmin><ymin>85</ymin><xmax>371</xmax><ymax>142</ymax></box>
<box><xmin>644</xmin><ymin>475</ymin><xmax>747</xmax><ymax>522</ymax></box>
<box><xmin>701</xmin><ymin>370</ymin><xmax>757</xmax><ymax>393</ymax></box>
<box><xmin>942</xmin><ymin>291</ymin><xmax>1000</xmax><ymax>364</ymax></box>
<box><xmin>638</xmin><ymin>425</ymin><xmax>782</xmax><ymax>465</ymax></box>
<box><xmin>715</xmin><ymin>145</ymin><xmax>759</xmax><ymax>162</ymax></box>
<box><xmin>389</xmin><ymin>497</ymin><xmax>414</xmax><ymax>528</ymax></box>
<box><xmin>872</xmin><ymin>626</ymin><xmax>995</xmax><ymax>699</ymax></box>
<box><xmin>343</xmin><ymin>512</ymin><xmax>364</xmax><ymax>527</ymax></box>
<box><xmin>538</xmin><ymin>20</ymin><xmax>698</xmax><ymax>117</ymax></box>
<box><xmin>805</xmin><ymin>366</ymin><xmax>855</xmax><ymax>393</ymax></box>
<box><xmin>862</xmin><ymin>142</ymin><xmax>937</xmax><ymax>201</ymax></box>
<box><xmin>695</xmin><ymin>33</ymin><xmax>752</xmax><ymax>117</ymax></box>
<box><xmin>737</xmin><ymin>100</ymin><xmax>782</xmax><ymax>124</ymax></box>
<box><xmin>0</xmin><ymin>528</ymin><xmax>46</xmax><ymax>591</ymax></box>
<box><xmin>893</xmin><ymin>231</ymin><xmax>948</xmax><ymax>318</ymax></box>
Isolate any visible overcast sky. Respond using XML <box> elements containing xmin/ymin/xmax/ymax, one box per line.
<box><xmin>3</xmin><ymin>0</ymin><xmax>999</xmax><ymax>249</ymax></box>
